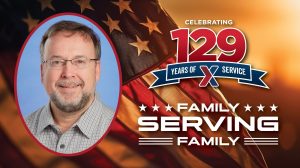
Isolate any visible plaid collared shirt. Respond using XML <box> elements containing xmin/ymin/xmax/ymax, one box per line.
<box><xmin>25</xmin><ymin>98</ymin><xmax>114</xmax><ymax>154</ymax></box>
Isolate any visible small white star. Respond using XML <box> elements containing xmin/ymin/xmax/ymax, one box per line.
<box><xmin>257</xmin><ymin>104</ymin><xmax>265</xmax><ymax>112</ymax></box>
<box><xmin>165</xmin><ymin>104</ymin><xmax>172</xmax><ymax>111</ymax></box>
<box><xmin>270</xmin><ymin>104</ymin><xmax>278</xmax><ymax>112</ymax></box>
<box><xmin>244</xmin><ymin>104</ymin><xmax>252</xmax><ymax>112</ymax></box>
<box><xmin>152</xmin><ymin>104</ymin><xmax>160</xmax><ymax>111</ymax></box>
<box><xmin>139</xmin><ymin>104</ymin><xmax>147</xmax><ymax>112</ymax></box>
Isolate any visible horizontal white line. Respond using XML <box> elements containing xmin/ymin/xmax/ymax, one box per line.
<box><xmin>139</xmin><ymin>140</ymin><xmax>173</xmax><ymax>143</ymax></box>
<box><xmin>244</xmin><ymin>143</ymin><xmax>278</xmax><ymax>145</ymax></box>
<box><xmin>139</xmin><ymin>138</ymin><xmax>173</xmax><ymax>140</ymax></box>
<box><xmin>244</xmin><ymin>138</ymin><xmax>278</xmax><ymax>140</ymax></box>
<box><xmin>244</xmin><ymin>140</ymin><xmax>278</xmax><ymax>143</ymax></box>
<box><xmin>139</xmin><ymin>143</ymin><xmax>173</xmax><ymax>145</ymax></box>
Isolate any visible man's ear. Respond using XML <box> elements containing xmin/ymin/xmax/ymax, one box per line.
<box><xmin>96</xmin><ymin>61</ymin><xmax>100</xmax><ymax>81</ymax></box>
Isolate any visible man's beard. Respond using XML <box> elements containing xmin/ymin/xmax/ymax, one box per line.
<box><xmin>50</xmin><ymin>79</ymin><xmax>92</xmax><ymax>113</ymax></box>
<box><xmin>50</xmin><ymin>92</ymin><xmax>91</xmax><ymax>113</ymax></box>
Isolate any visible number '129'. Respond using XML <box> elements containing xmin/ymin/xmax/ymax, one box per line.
<box><xmin>171</xmin><ymin>28</ymin><xmax>247</xmax><ymax>63</ymax></box>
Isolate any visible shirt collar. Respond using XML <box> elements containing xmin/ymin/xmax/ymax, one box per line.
<box><xmin>37</xmin><ymin>98</ymin><xmax>103</xmax><ymax>138</ymax></box>
<box><xmin>37</xmin><ymin>97</ymin><xmax>102</xmax><ymax>138</ymax></box>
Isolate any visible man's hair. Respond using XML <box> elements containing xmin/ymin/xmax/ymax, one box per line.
<box><xmin>40</xmin><ymin>20</ymin><xmax>101</xmax><ymax>62</ymax></box>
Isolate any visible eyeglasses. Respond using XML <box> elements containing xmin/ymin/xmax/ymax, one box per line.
<box><xmin>42</xmin><ymin>57</ymin><xmax>99</xmax><ymax>69</ymax></box>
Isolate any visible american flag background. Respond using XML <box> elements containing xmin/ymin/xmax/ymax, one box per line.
<box><xmin>0</xmin><ymin>0</ymin><xmax>299</xmax><ymax>167</ymax></box>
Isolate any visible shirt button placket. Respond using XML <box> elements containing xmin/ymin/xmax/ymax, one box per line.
<box><xmin>56</xmin><ymin>133</ymin><xmax>68</xmax><ymax>153</ymax></box>
<box><xmin>59</xmin><ymin>144</ymin><xmax>65</xmax><ymax>149</ymax></box>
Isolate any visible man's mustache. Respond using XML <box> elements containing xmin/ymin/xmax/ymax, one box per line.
<box><xmin>55</xmin><ymin>79</ymin><xmax>84</xmax><ymax>88</ymax></box>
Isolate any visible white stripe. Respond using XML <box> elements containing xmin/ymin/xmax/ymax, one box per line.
<box><xmin>139</xmin><ymin>140</ymin><xmax>173</xmax><ymax>143</ymax></box>
<box><xmin>244</xmin><ymin>137</ymin><xmax>278</xmax><ymax>140</ymax></box>
<box><xmin>244</xmin><ymin>143</ymin><xmax>278</xmax><ymax>145</ymax></box>
<box><xmin>244</xmin><ymin>140</ymin><xmax>278</xmax><ymax>143</ymax></box>
<box><xmin>139</xmin><ymin>143</ymin><xmax>173</xmax><ymax>145</ymax></box>
<box><xmin>138</xmin><ymin>137</ymin><xmax>173</xmax><ymax>140</ymax></box>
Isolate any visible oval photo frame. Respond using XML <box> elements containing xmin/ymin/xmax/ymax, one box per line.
<box><xmin>15</xmin><ymin>13</ymin><xmax>121</xmax><ymax>156</ymax></box>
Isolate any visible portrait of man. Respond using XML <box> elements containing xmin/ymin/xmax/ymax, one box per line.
<box><xmin>25</xmin><ymin>20</ymin><xmax>115</xmax><ymax>154</ymax></box>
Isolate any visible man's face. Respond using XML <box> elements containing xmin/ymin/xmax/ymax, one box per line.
<box><xmin>41</xmin><ymin>31</ymin><xmax>100</xmax><ymax>112</ymax></box>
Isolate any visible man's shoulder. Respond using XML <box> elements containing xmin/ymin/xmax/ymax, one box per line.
<box><xmin>100</xmin><ymin>102</ymin><xmax>115</xmax><ymax>120</ymax></box>
<box><xmin>25</xmin><ymin>106</ymin><xmax>45</xmax><ymax>131</ymax></box>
